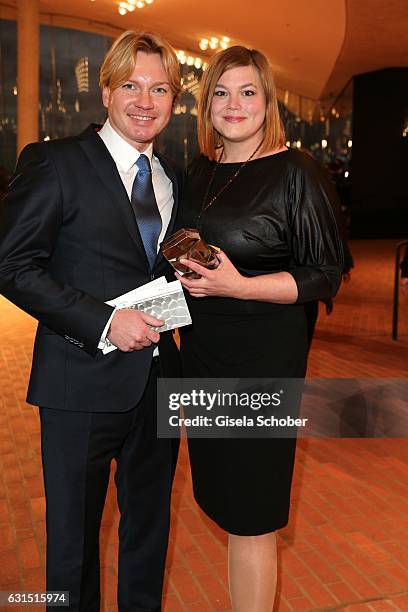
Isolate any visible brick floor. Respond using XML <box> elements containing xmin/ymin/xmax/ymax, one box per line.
<box><xmin>0</xmin><ymin>239</ymin><xmax>407</xmax><ymax>611</ymax></box>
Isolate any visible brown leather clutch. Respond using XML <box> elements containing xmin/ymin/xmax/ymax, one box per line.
<box><xmin>160</xmin><ymin>228</ymin><xmax>220</xmax><ymax>277</ymax></box>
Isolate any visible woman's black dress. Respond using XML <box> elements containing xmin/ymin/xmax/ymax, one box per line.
<box><xmin>177</xmin><ymin>149</ymin><xmax>343</xmax><ymax>535</ymax></box>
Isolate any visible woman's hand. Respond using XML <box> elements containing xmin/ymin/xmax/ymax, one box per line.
<box><xmin>176</xmin><ymin>252</ymin><xmax>298</xmax><ymax>303</ymax></box>
<box><xmin>175</xmin><ymin>251</ymin><xmax>247</xmax><ymax>298</ymax></box>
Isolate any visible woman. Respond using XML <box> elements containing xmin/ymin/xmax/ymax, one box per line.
<box><xmin>175</xmin><ymin>45</ymin><xmax>343</xmax><ymax>611</ymax></box>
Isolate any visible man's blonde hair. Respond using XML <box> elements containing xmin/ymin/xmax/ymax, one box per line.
<box><xmin>99</xmin><ymin>31</ymin><xmax>181</xmax><ymax>97</ymax></box>
<box><xmin>198</xmin><ymin>45</ymin><xmax>285</xmax><ymax>160</ymax></box>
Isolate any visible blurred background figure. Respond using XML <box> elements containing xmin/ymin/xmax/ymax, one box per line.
<box><xmin>401</xmin><ymin>246</ymin><xmax>408</xmax><ymax>295</ymax></box>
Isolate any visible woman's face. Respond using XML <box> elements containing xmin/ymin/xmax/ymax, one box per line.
<box><xmin>210</xmin><ymin>64</ymin><xmax>266</xmax><ymax>148</ymax></box>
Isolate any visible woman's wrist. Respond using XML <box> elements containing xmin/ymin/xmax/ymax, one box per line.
<box><xmin>233</xmin><ymin>272</ymin><xmax>298</xmax><ymax>303</ymax></box>
<box><xmin>235</xmin><ymin>275</ymin><xmax>255</xmax><ymax>300</ymax></box>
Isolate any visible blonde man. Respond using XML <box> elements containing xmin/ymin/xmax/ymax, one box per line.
<box><xmin>0</xmin><ymin>32</ymin><xmax>181</xmax><ymax>611</ymax></box>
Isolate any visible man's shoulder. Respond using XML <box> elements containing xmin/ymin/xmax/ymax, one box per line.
<box><xmin>14</xmin><ymin>125</ymin><xmax>104</xmax><ymax>179</ymax></box>
<box><xmin>23</xmin><ymin>124</ymin><xmax>100</xmax><ymax>157</ymax></box>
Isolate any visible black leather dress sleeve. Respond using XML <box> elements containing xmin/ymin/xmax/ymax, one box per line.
<box><xmin>288</xmin><ymin>157</ymin><xmax>344</xmax><ymax>303</ymax></box>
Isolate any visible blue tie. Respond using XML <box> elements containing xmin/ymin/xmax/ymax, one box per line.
<box><xmin>131</xmin><ymin>154</ymin><xmax>162</xmax><ymax>269</ymax></box>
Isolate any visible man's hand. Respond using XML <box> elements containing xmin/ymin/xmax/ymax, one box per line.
<box><xmin>401</xmin><ymin>278</ymin><xmax>408</xmax><ymax>296</ymax></box>
<box><xmin>107</xmin><ymin>309</ymin><xmax>164</xmax><ymax>352</ymax></box>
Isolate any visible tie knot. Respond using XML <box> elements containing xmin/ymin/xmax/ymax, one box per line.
<box><xmin>136</xmin><ymin>154</ymin><xmax>151</xmax><ymax>174</ymax></box>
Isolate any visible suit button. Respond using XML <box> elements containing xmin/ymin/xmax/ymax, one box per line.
<box><xmin>150</xmin><ymin>273</ymin><xmax>155</xmax><ymax>280</ymax></box>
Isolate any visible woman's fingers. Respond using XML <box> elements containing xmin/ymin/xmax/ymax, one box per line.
<box><xmin>179</xmin><ymin>258</ymin><xmax>211</xmax><ymax>277</ymax></box>
<box><xmin>176</xmin><ymin>271</ymin><xmax>207</xmax><ymax>289</ymax></box>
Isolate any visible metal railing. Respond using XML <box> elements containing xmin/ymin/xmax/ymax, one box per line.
<box><xmin>392</xmin><ymin>240</ymin><xmax>408</xmax><ymax>340</ymax></box>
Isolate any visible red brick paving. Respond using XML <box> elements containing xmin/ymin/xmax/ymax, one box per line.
<box><xmin>0</xmin><ymin>240</ymin><xmax>407</xmax><ymax>611</ymax></box>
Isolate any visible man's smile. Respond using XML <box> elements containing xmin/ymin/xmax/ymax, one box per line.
<box><xmin>127</xmin><ymin>114</ymin><xmax>155</xmax><ymax>121</ymax></box>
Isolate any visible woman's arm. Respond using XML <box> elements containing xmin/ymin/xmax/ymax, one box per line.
<box><xmin>176</xmin><ymin>253</ymin><xmax>298</xmax><ymax>302</ymax></box>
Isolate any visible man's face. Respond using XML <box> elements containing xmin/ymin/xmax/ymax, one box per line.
<box><xmin>103</xmin><ymin>51</ymin><xmax>174</xmax><ymax>151</ymax></box>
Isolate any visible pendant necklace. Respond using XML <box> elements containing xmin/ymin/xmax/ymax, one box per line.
<box><xmin>197</xmin><ymin>140</ymin><xmax>263</xmax><ymax>231</ymax></box>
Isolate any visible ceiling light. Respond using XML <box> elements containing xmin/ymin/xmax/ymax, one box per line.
<box><xmin>176</xmin><ymin>50</ymin><xmax>206</xmax><ymax>71</ymax></box>
<box><xmin>220</xmin><ymin>36</ymin><xmax>230</xmax><ymax>50</ymax></box>
<box><xmin>115</xmin><ymin>0</ymin><xmax>153</xmax><ymax>14</ymax></box>
<box><xmin>199</xmin><ymin>35</ymin><xmax>231</xmax><ymax>52</ymax></box>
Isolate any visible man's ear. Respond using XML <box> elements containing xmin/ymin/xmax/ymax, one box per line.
<box><xmin>102</xmin><ymin>86</ymin><xmax>110</xmax><ymax>109</ymax></box>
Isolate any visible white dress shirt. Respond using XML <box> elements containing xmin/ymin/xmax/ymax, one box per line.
<box><xmin>97</xmin><ymin>119</ymin><xmax>174</xmax><ymax>350</ymax></box>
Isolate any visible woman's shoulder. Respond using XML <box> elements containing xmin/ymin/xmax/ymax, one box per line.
<box><xmin>235</xmin><ymin>148</ymin><xmax>320</xmax><ymax>180</ymax></box>
<box><xmin>276</xmin><ymin>149</ymin><xmax>333</xmax><ymax>190</ymax></box>
<box><xmin>274</xmin><ymin>148</ymin><xmax>320</xmax><ymax>173</ymax></box>
<box><xmin>186</xmin><ymin>153</ymin><xmax>213</xmax><ymax>179</ymax></box>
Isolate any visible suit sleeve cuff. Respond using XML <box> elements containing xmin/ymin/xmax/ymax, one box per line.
<box><xmin>98</xmin><ymin>308</ymin><xmax>117</xmax><ymax>349</ymax></box>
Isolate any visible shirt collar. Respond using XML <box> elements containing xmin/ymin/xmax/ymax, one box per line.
<box><xmin>98</xmin><ymin>119</ymin><xmax>154</xmax><ymax>172</ymax></box>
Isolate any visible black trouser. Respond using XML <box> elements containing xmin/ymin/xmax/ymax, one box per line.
<box><xmin>40</xmin><ymin>361</ymin><xmax>178</xmax><ymax>612</ymax></box>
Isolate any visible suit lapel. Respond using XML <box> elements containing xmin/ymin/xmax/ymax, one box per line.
<box><xmin>78</xmin><ymin>126</ymin><xmax>181</xmax><ymax>272</ymax></box>
<box><xmin>78</xmin><ymin>125</ymin><xmax>150</xmax><ymax>267</ymax></box>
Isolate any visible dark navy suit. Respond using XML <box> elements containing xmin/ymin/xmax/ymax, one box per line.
<box><xmin>0</xmin><ymin>125</ymin><xmax>181</xmax><ymax>611</ymax></box>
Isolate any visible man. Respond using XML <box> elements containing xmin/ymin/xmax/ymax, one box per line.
<box><xmin>0</xmin><ymin>31</ymin><xmax>181</xmax><ymax>611</ymax></box>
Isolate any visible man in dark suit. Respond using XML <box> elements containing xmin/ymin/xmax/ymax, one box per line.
<box><xmin>0</xmin><ymin>31</ymin><xmax>182</xmax><ymax>611</ymax></box>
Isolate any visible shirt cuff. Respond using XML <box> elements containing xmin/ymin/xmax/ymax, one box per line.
<box><xmin>97</xmin><ymin>308</ymin><xmax>117</xmax><ymax>349</ymax></box>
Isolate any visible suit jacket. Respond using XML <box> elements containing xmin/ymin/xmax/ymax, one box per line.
<box><xmin>0</xmin><ymin>124</ymin><xmax>182</xmax><ymax>412</ymax></box>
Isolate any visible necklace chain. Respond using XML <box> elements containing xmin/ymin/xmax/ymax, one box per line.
<box><xmin>197</xmin><ymin>140</ymin><xmax>263</xmax><ymax>229</ymax></box>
